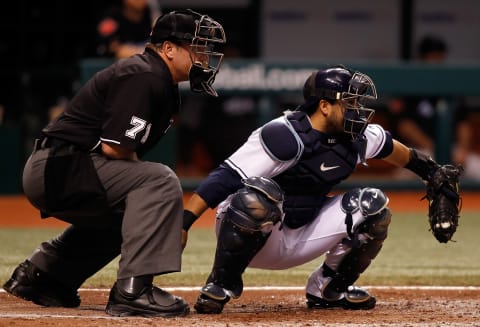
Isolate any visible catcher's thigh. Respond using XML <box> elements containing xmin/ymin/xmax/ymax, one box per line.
<box><xmin>249</xmin><ymin>194</ymin><xmax>368</xmax><ymax>270</ymax></box>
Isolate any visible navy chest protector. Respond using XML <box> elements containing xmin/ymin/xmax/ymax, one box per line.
<box><xmin>273</xmin><ymin>111</ymin><xmax>360</xmax><ymax>228</ymax></box>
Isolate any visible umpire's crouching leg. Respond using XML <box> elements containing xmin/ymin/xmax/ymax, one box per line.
<box><xmin>116</xmin><ymin>161</ymin><xmax>184</xmax><ymax>278</ymax></box>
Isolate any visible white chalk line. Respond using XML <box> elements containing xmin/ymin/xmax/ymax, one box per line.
<box><xmin>1</xmin><ymin>285</ymin><xmax>480</xmax><ymax>293</ymax></box>
<box><xmin>1</xmin><ymin>285</ymin><xmax>479</xmax><ymax>323</ymax></box>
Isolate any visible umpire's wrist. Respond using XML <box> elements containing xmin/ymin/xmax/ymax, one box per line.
<box><xmin>183</xmin><ymin>209</ymin><xmax>198</xmax><ymax>231</ymax></box>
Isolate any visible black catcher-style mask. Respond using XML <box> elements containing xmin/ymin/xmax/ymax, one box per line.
<box><xmin>150</xmin><ymin>9</ymin><xmax>226</xmax><ymax>97</ymax></box>
<box><xmin>302</xmin><ymin>66</ymin><xmax>377</xmax><ymax>140</ymax></box>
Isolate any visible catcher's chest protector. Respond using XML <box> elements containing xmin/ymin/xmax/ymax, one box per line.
<box><xmin>273</xmin><ymin>111</ymin><xmax>359</xmax><ymax>195</ymax></box>
<box><xmin>273</xmin><ymin>111</ymin><xmax>359</xmax><ymax>228</ymax></box>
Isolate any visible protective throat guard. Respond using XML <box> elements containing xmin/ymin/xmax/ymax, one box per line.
<box><xmin>189</xmin><ymin>64</ymin><xmax>219</xmax><ymax>96</ymax></box>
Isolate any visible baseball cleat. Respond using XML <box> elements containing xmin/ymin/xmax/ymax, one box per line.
<box><xmin>194</xmin><ymin>294</ymin><xmax>230</xmax><ymax>314</ymax></box>
<box><xmin>3</xmin><ymin>260</ymin><xmax>81</xmax><ymax>307</ymax></box>
<box><xmin>194</xmin><ymin>283</ymin><xmax>231</xmax><ymax>314</ymax></box>
<box><xmin>306</xmin><ymin>286</ymin><xmax>376</xmax><ymax>310</ymax></box>
<box><xmin>105</xmin><ymin>282</ymin><xmax>189</xmax><ymax>317</ymax></box>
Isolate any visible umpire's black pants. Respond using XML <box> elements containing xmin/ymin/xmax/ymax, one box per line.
<box><xmin>22</xmin><ymin>146</ymin><xmax>183</xmax><ymax>289</ymax></box>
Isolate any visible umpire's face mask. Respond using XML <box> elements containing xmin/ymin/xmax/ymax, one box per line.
<box><xmin>187</xmin><ymin>17</ymin><xmax>226</xmax><ymax>97</ymax></box>
<box><xmin>188</xmin><ymin>44</ymin><xmax>224</xmax><ymax>97</ymax></box>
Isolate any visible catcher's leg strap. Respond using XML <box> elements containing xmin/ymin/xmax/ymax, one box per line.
<box><xmin>203</xmin><ymin>182</ymin><xmax>283</xmax><ymax>299</ymax></box>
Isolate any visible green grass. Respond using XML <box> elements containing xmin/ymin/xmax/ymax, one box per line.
<box><xmin>1</xmin><ymin>211</ymin><xmax>479</xmax><ymax>288</ymax></box>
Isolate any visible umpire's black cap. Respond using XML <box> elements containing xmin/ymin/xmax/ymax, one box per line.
<box><xmin>150</xmin><ymin>9</ymin><xmax>198</xmax><ymax>44</ymax></box>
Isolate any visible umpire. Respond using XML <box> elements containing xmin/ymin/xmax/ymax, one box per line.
<box><xmin>3</xmin><ymin>9</ymin><xmax>226</xmax><ymax>317</ymax></box>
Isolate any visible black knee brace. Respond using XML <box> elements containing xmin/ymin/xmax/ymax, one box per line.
<box><xmin>323</xmin><ymin>188</ymin><xmax>392</xmax><ymax>297</ymax></box>
<box><xmin>206</xmin><ymin>177</ymin><xmax>283</xmax><ymax>298</ymax></box>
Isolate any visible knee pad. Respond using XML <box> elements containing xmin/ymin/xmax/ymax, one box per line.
<box><xmin>341</xmin><ymin>187</ymin><xmax>390</xmax><ymax>243</ymax></box>
<box><xmin>227</xmin><ymin>176</ymin><xmax>284</xmax><ymax>233</ymax></box>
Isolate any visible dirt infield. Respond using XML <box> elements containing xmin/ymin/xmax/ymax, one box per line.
<box><xmin>1</xmin><ymin>192</ymin><xmax>480</xmax><ymax>326</ymax></box>
<box><xmin>1</xmin><ymin>287</ymin><xmax>480</xmax><ymax>326</ymax></box>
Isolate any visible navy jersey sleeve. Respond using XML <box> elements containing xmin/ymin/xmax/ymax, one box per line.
<box><xmin>195</xmin><ymin>163</ymin><xmax>244</xmax><ymax>208</ymax></box>
<box><xmin>101</xmin><ymin>73</ymin><xmax>159</xmax><ymax>150</ymax></box>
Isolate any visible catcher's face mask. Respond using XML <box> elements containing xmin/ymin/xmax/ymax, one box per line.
<box><xmin>338</xmin><ymin>72</ymin><xmax>377</xmax><ymax>140</ymax></box>
<box><xmin>300</xmin><ymin>67</ymin><xmax>377</xmax><ymax>139</ymax></box>
<box><xmin>187</xmin><ymin>14</ymin><xmax>226</xmax><ymax>97</ymax></box>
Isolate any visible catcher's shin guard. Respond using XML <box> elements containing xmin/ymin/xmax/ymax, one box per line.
<box><xmin>307</xmin><ymin>188</ymin><xmax>391</xmax><ymax>309</ymax></box>
<box><xmin>195</xmin><ymin>177</ymin><xmax>283</xmax><ymax>314</ymax></box>
<box><xmin>324</xmin><ymin>206</ymin><xmax>391</xmax><ymax>298</ymax></box>
<box><xmin>195</xmin><ymin>217</ymin><xmax>271</xmax><ymax>314</ymax></box>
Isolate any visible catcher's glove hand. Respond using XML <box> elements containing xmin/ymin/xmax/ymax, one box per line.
<box><xmin>425</xmin><ymin>164</ymin><xmax>463</xmax><ymax>243</ymax></box>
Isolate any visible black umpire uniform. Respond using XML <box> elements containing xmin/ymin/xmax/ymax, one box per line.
<box><xmin>23</xmin><ymin>45</ymin><xmax>182</xmax><ymax>284</ymax></box>
<box><xmin>4</xmin><ymin>9</ymin><xmax>226</xmax><ymax>317</ymax></box>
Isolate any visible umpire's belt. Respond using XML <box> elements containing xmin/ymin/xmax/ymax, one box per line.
<box><xmin>33</xmin><ymin>137</ymin><xmax>81</xmax><ymax>153</ymax></box>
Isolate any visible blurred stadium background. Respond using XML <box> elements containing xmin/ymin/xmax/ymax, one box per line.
<box><xmin>1</xmin><ymin>0</ymin><xmax>480</xmax><ymax>195</ymax></box>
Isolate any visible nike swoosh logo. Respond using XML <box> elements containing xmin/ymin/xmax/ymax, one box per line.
<box><xmin>320</xmin><ymin>163</ymin><xmax>340</xmax><ymax>172</ymax></box>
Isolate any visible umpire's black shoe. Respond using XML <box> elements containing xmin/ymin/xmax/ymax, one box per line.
<box><xmin>105</xmin><ymin>282</ymin><xmax>189</xmax><ymax>317</ymax></box>
<box><xmin>306</xmin><ymin>286</ymin><xmax>376</xmax><ymax>310</ymax></box>
<box><xmin>194</xmin><ymin>283</ymin><xmax>231</xmax><ymax>314</ymax></box>
<box><xmin>3</xmin><ymin>260</ymin><xmax>80</xmax><ymax>307</ymax></box>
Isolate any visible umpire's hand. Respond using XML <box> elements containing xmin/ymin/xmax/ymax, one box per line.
<box><xmin>181</xmin><ymin>229</ymin><xmax>188</xmax><ymax>251</ymax></box>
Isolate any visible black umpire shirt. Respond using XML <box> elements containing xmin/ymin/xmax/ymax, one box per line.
<box><xmin>43</xmin><ymin>47</ymin><xmax>180</xmax><ymax>158</ymax></box>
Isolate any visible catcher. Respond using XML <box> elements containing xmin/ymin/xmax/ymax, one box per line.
<box><xmin>182</xmin><ymin>65</ymin><xmax>463</xmax><ymax>314</ymax></box>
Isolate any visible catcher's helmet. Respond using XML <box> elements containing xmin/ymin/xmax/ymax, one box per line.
<box><xmin>302</xmin><ymin>66</ymin><xmax>377</xmax><ymax>139</ymax></box>
<box><xmin>150</xmin><ymin>9</ymin><xmax>226</xmax><ymax>97</ymax></box>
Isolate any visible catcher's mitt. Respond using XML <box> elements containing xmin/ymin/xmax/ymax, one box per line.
<box><xmin>425</xmin><ymin>164</ymin><xmax>463</xmax><ymax>243</ymax></box>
